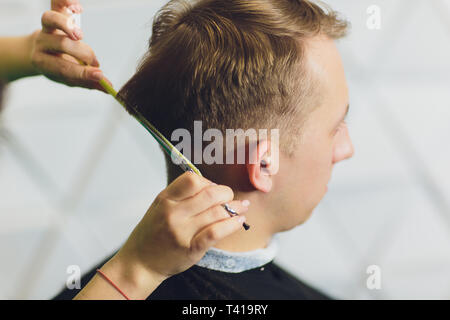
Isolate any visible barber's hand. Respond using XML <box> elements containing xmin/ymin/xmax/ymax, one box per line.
<box><xmin>51</xmin><ymin>0</ymin><xmax>82</xmax><ymax>13</ymax></box>
<box><xmin>28</xmin><ymin>2</ymin><xmax>109</xmax><ymax>91</ymax></box>
<box><xmin>116</xmin><ymin>172</ymin><xmax>250</xmax><ymax>283</ymax></box>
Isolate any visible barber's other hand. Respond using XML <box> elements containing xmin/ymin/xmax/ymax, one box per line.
<box><xmin>29</xmin><ymin>3</ymin><xmax>108</xmax><ymax>91</ymax></box>
<box><xmin>115</xmin><ymin>172</ymin><xmax>249</xmax><ymax>284</ymax></box>
<box><xmin>51</xmin><ymin>0</ymin><xmax>82</xmax><ymax>13</ymax></box>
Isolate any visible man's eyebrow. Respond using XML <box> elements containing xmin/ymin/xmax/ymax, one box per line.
<box><xmin>335</xmin><ymin>103</ymin><xmax>350</xmax><ymax>128</ymax></box>
<box><xmin>344</xmin><ymin>103</ymin><xmax>350</xmax><ymax>119</ymax></box>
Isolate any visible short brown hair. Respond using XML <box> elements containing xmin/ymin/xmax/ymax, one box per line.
<box><xmin>118</xmin><ymin>0</ymin><xmax>348</xmax><ymax>181</ymax></box>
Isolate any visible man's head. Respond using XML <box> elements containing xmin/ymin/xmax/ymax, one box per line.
<box><xmin>119</xmin><ymin>0</ymin><xmax>353</xmax><ymax>234</ymax></box>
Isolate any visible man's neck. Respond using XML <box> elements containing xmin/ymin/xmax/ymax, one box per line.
<box><xmin>212</xmin><ymin>209</ymin><xmax>274</xmax><ymax>252</ymax></box>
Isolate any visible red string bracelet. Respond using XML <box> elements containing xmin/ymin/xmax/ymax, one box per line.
<box><xmin>96</xmin><ymin>269</ymin><xmax>131</xmax><ymax>300</ymax></box>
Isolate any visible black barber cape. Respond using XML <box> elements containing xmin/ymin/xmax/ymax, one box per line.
<box><xmin>54</xmin><ymin>257</ymin><xmax>330</xmax><ymax>300</ymax></box>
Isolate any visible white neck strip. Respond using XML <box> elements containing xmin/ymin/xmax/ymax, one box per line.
<box><xmin>195</xmin><ymin>235</ymin><xmax>279</xmax><ymax>273</ymax></box>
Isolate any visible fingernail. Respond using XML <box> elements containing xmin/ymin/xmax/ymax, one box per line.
<box><xmin>241</xmin><ymin>200</ymin><xmax>250</xmax><ymax>207</ymax></box>
<box><xmin>238</xmin><ymin>216</ymin><xmax>246</xmax><ymax>223</ymax></box>
<box><xmin>93</xmin><ymin>58</ymin><xmax>100</xmax><ymax>67</ymax></box>
<box><xmin>104</xmin><ymin>78</ymin><xmax>113</xmax><ymax>87</ymax></box>
<box><xmin>91</xmin><ymin>71</ymin><xmax>104</xmax><ymax>81</ymax></box>
<box><xmin>73</xmin><ymin>27</ymin><xmax>83</xmax><ymax>40</ymax></box>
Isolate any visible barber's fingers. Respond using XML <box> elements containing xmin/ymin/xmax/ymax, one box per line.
<box><xmin>191</xmin><ymin>200</ymin><xmax>249</xmax><ymax>231</ymax></box>
<box><xmin>41</xmin><ymin>10</ymin><xmax>82</xmax><ymax>41</ymax></box>
<box><xmin>51</xmin><ymin>0</ymin><xmax>82</xmax><ymax>13</ymax></box>
<box><xmin>162</xmin><ymin>172</ymin><xmax>216</xmax><ymax>201</ymax></box>
<box><xmin>37</xmin><ymin>32</ymin><xmax>99</xmax><ymax>67</ymax></box>
<box><xmin>31</xmin><ymin>52</ymin><xmax>104</xmax><ymax>90</ymax></box>
<box><xmin>176</xmin><ymin>184</ymin><xmax>234</xmax><ymax>218</ymax></box>
<box><xmin>190</xmin><ymin>214</ymin><xmax>247</xmax><ymax>253</ymax></box>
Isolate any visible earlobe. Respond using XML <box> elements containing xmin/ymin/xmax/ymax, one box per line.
<box><xmin>246</xmin><ymin>140</ymin><xmax>273</xmax><ymax>193</ymax></box>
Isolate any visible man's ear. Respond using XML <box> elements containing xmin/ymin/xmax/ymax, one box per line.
<box><xmin>246</xmin><ymin>140</ymin><xmax>275</xmax><ymax>193</ymax></box>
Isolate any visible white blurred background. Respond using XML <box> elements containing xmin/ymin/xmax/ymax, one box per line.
<box><xmin>0</xmin><ymin>0</ymin><xmax>449</xmax><ymax>299</ymax></box>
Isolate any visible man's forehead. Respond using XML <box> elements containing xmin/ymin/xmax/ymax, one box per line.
<box><xmin>303</xmin><ymin>35</ymin><xmax>345</xmax><ymax>81</ymax></box>
<box><xmin>303</xmin><ymin>36</ymin><xmax>348</xmax><ymax>102</ymax></box>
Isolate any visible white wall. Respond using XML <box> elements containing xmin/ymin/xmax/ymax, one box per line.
<box><xmin>0</xmin><ymin>0</ymin><xmax>449</xmax><ymax>299</ymax></box>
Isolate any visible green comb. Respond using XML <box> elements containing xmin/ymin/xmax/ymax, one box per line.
<box><xmin>98</xmin><ymin>79</ymin><xmax>250</xmax><ymax>230</ymax></box>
